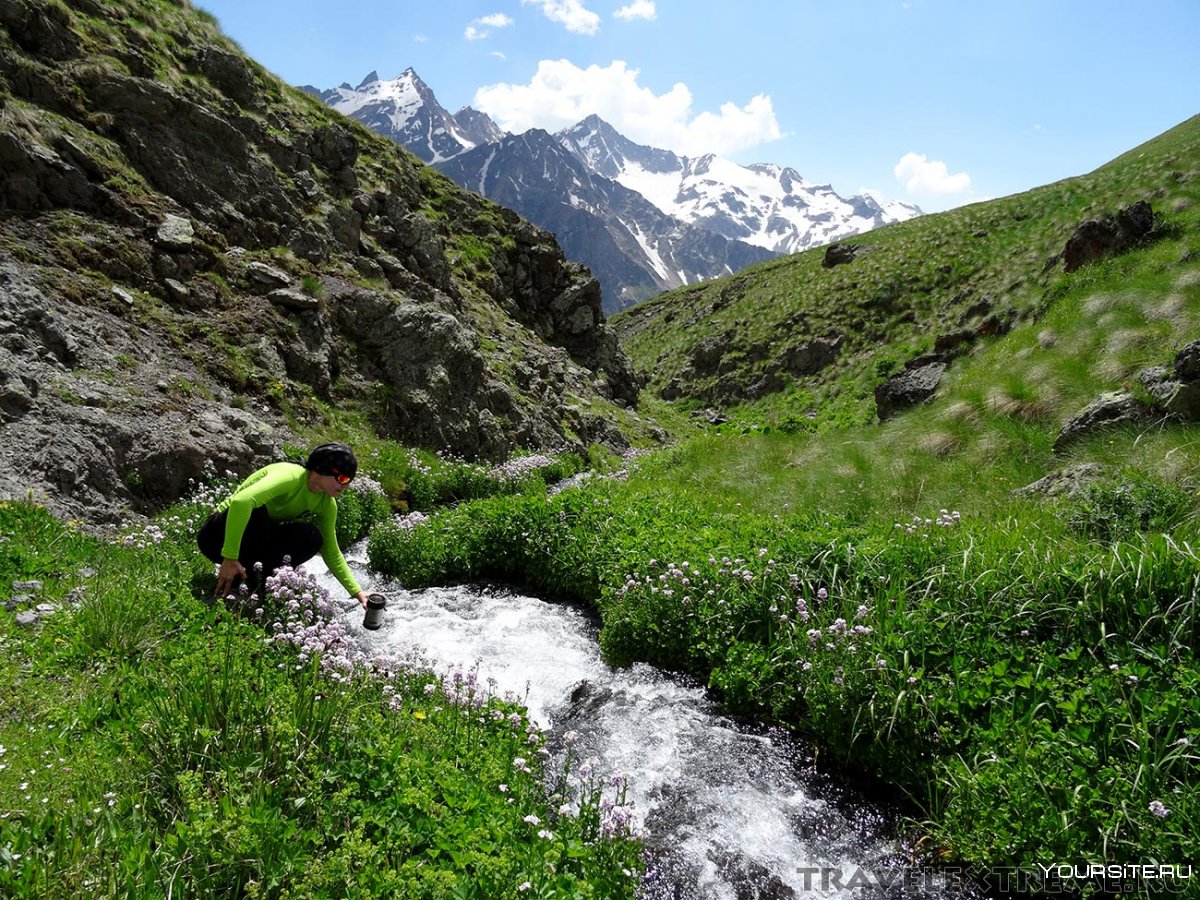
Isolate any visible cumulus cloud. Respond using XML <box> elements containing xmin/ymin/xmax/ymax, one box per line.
<box><xmin>893</xmin><ymin>152</ymin><xmax>971</xmax><ymax>194</ymax></box>
<box><xmin>521</xmin><ymin>0</ymin><xmax>601</xmax><ymax>35</ymax></box>
<box><xmin>465</xmin><ymin>12</ymin><xmax>514</xmax><ymax>41</ymax></box>
<box><xmin>474</xmin><ymin>59</ymin><xmax>780</xmax><ymax>156</ymax></box>
<box><xmin>413</xmin><ymin>33</ymin><xmax>428</xmax><ymax>42</ymax></box>
<box><xmin>615</xmin><ymin>0</ymin><xmax>656</xmax><ymax>21</ymax></box>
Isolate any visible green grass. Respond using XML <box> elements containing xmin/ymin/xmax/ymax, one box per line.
<box><xmin>366</xmin><ymin>455</ymin><xmax>1200</xmax><ymax>874</ymax></box>
<box><xmin>0</xmin><ymin>493</ymin><xmax>641</xmax><ymax>898</ymax></box>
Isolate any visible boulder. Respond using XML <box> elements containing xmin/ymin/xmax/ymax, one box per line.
<box><xmin>267</xmin><ymin>288</ymin><xmax>319</xmax><ymax>311</ymax></box>
<box><xmin>822</xmin><ymin>243</ymin><xmax>860</xmax><ymax>268</ymax></box>
<box><xmin>1060</xmin><ymin>200</ymin><xmax>1157</xmax><ymax>273</ymax></box>
<box><xmin>194</xmin><ymin>45</ymin><xmax>260</xmax><ymax>108</ymax></box>
<box><xmin>1134</xmin><ymin>340</ymin><xmax>1200</xmax><ymax>420</ymax></box>
<box><xmin>1012</xmin><ymin>463</ymin><xmax>1106</xmax><ymax>499</ymax></box>
<box><xmin>1174</xmin><ymin>338</ymin><xmax>1200</xmax><ymax>381</ymax></box>
<box><xmin>243</xmin><ymin>261</ymin><xmax>291</xmax><ymax>291</ymax></box>
<box><xmin>155</xmin><ymin>214</ymin><xmax>194</xmax><ymax>250</ymax></box>
<box><xmin>875</xmin><ymin>355</ymin><xmax>948</xmax><ymax>421</ymax></box>
<box><xmin>690</xmin><ymin>408</ymin><xmax>729</xmax><ymax>426</ymax></box>
<box><xmin>1052</xmin><ymin>391</ymin><xmax>1149</xmax><ymax>453</ymax></box>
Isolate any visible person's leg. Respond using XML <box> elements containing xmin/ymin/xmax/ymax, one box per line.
<box><xmin>262</xmin><ymin>521</ymin><xmax>324</xmax><ymax>573</ymax></box>
<box><xmin>198</xmin><ymin>507</ymin><xmax>275</xmax><ymax>597</ymax></box>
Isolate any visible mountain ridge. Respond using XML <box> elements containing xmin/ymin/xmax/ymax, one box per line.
<box><xmin>307</xmin><ymin>71</ymin><xmax>921</xmax><ymax>312</ymax></box>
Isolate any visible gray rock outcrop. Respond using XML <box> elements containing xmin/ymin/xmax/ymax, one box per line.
<box><xmin>875</xmin><ymin>355</ymin><xmax>948</xmax><ymax>421</ymax></box>
<box><xmin>1054</xmin><ymin>339</ymin><xmax>1200</xmax><ymax>454</ymax></box>
<box><xmin>0</xmin><ymin>0</ymin><xmax>649</xmax><ymax>522</ymax></box>
<box><xmin>1052</xmin><ymin>392</ymin><xmax>1150</xmax><ymax>453</ymax></box>
<box><xmin>1012</xmin><ymin>463</ymin><xmax>1106</xmax><ymax>499</ymax></box>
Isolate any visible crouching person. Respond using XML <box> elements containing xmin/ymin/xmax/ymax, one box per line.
<box><xmin>197</xmin><ymin>442</ymin><xmax>370</xmax><ymax>608</ymax></box>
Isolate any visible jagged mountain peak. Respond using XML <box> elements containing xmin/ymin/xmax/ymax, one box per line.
<box><xmin>308</xmin><ymin>67</ymin><xmax>500</xmax><ymax>164</ymax></box>
<box><xmin>558</xmin><ymin>116</ymin><xmax>682</xmax><ymax>179</ymax></box>
<box><xmin>453</xmin><ymin>105</ymin><xmax>506</xmax><ymax>147</ymax></box>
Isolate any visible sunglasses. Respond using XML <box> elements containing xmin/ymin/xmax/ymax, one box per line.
<box><xmin>329</xmin><ymin>469</ymin><xmax>353</xmax><ymax>485</ymax></box>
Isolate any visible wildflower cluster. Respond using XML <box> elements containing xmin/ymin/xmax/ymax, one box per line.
<box><xmin>114</xmin><ymin>522</ymin><xmax>167</xmax><ymax>549</ymax></box>
<box><xmin>489</xmin><ymin>454</ymin><xmax>558</xmax><ymax>483</ymax></box>
<box><xmin>393</xmin><ymin>511</ymin><xmax>431</xmax><ymax>531</ymax></box>
<box><xmin>583</xmin><ymin>761</ymin><xmax>639</xmax><ymax>841</ymax></box>
<box><xmin>615</xmin><ymin>550</ymin><xmax>893</xmax><ymax>698</ymax></box>
<box><xmin>183</xmin><ymin>464</ymin><xmax>239</xmax><ymax>509</ymax></box>
<box><xmin>408</xmin><ymin>454</ymin><xmax>433</xmax><ymax>477</ymax></box>
<box><xmin>352</xmin><ymin>473</ymin><xmax>385</xmax><ymax>497</ymax></box>
<box><xmin>895</xmin><ymin>509</ymin><xmax>961</xmax><ymax>534</ymax></box>
<box><xmin>261</xmin><ymin>565</ymin><xmax>366</xmax><ymax>682</ymax></box>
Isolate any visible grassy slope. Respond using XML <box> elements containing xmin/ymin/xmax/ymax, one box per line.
<box><xmin>613</xmin><ymin>114</ymin><xmax>1200</xmax><ymax>434</ymax></box>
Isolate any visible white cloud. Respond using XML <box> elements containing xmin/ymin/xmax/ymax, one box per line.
<box><xmin>491</xmin><ymin>51</ymin><xmax>507</xmax><ymax>61</ymax></box>
<box><xmin>521</xmin><ymin>0</ymin><xmax>601</xmax><ymax>35</ymax></box>
<box><xmin>465</xmin><ymin>12</ymin><xmax>514</xmax><ymax>41</ymax></box>
<box><xmin>614</xmin><ymin>0</ymin><xmax>656</xmax><ymax>21</ymax></box>
<box><xmin>893</xmin><ymin>152</ymin><xmax>971</xmax><ymax>194</ymax></box>
<box><xmin>474</xmin><ymin>59</ymin><xmax>780</xmax><ymax>157</ymax></box>
<box><xmin>413</xmin><ymin>33</ymin><xmax>428</xmax><ymax>42</ymax></box>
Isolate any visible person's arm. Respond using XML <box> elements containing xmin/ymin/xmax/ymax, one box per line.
<box><xmin>316</xmin><ymin>500</ymin><xmax>364</xmax><ymax>603</ymax></box>
<box><xmin>220</xmin><ymin>492</ymin><xmax>257</xmax><ymax>561</ymax></box>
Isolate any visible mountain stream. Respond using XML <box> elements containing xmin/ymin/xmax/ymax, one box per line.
<box><xmin>312</xmin><ymin>547</ymin><xmax>981</xmax><ymax>900</ymax></box>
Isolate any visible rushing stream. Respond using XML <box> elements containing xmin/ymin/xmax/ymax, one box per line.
<box><xmin>311</xmin><ymin>547</ymin><xmax>982</xmax><ymax>900</ymax></box>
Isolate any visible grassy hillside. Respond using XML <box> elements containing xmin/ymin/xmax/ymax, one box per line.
<box><xmin>613</xmin><ymin>114</ymin><xmax>1200</xmax><ymax>435</ymax></box>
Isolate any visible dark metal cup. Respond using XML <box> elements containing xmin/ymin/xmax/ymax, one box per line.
<box><xmin>363</xmin><ymin>592</ymin><xmax>387</xmax><ymax>630</ymax></box>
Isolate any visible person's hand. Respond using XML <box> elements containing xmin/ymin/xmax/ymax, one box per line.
<box><xmin>216</xmin><ymin>558</ymin><xmax>247</xmax><ymax>597</ymax></box>
<box><xmin>354</xmin><ymin>590</ymin><xmax>369</xmax><ymax>609</ymax></box>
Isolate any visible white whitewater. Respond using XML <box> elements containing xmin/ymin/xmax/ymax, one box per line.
<box><xmin>310</xmin><ymin>547</ymin><xmax>975</xmax><ymax>900</ymax></box>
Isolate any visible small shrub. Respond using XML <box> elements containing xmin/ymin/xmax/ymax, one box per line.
<box><xmin>1066</xmin><ymin>473</ymin><xmax>1195</xmax><ymax>540</ymax></box>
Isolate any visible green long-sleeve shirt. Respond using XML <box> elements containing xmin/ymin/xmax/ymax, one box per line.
<box><xmin>217</xmin><ymin>462</ymin><xmax>361</xmax><ymax>596</ymax></box>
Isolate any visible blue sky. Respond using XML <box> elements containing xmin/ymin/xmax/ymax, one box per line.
<box><xmin>195</xmin><ymin>0</ymin><xmax>1199</xmax><ymax>213</ymax></box>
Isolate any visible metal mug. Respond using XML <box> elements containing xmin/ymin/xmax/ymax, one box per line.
<box><xmin>363</xmin><ymin>592</ymin><xmax>387</xmax><ymax>630</ymax></box>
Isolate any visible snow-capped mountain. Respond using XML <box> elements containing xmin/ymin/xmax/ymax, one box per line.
<box><xmin>305</xmin><ymin>71</ymin><xmax>921</xmax><ymax>311</ymax></box>
<box><xmin>300</xmin><ymin>69</ymin><xmax>502</xmax><ymax>164</ymax></box>
<box><xmin>436</xmin><ymin>129</ymin><xmax>774</xmax><ymax>310</ymax></box>
<box><xmin>558</xmin><ymin>115</ymin><xmax>921</xmax><ymax>255</ymax></box>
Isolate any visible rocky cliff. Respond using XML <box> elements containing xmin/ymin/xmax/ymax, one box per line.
<box><xmin>0</xmin><ymin>0</ymin><xmax>644</xmax><ymax>522</ymax></box>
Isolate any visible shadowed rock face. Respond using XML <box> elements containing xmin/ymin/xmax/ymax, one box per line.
<box><xmin>0</xmin><ymin>0</ymin><xmax>644</xmax><ymax>521</ymax></box>
<box><xmin>1059</xmin><ymin>200</ymin><xmax>1158</xmax><ymax>273</ymax></box>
